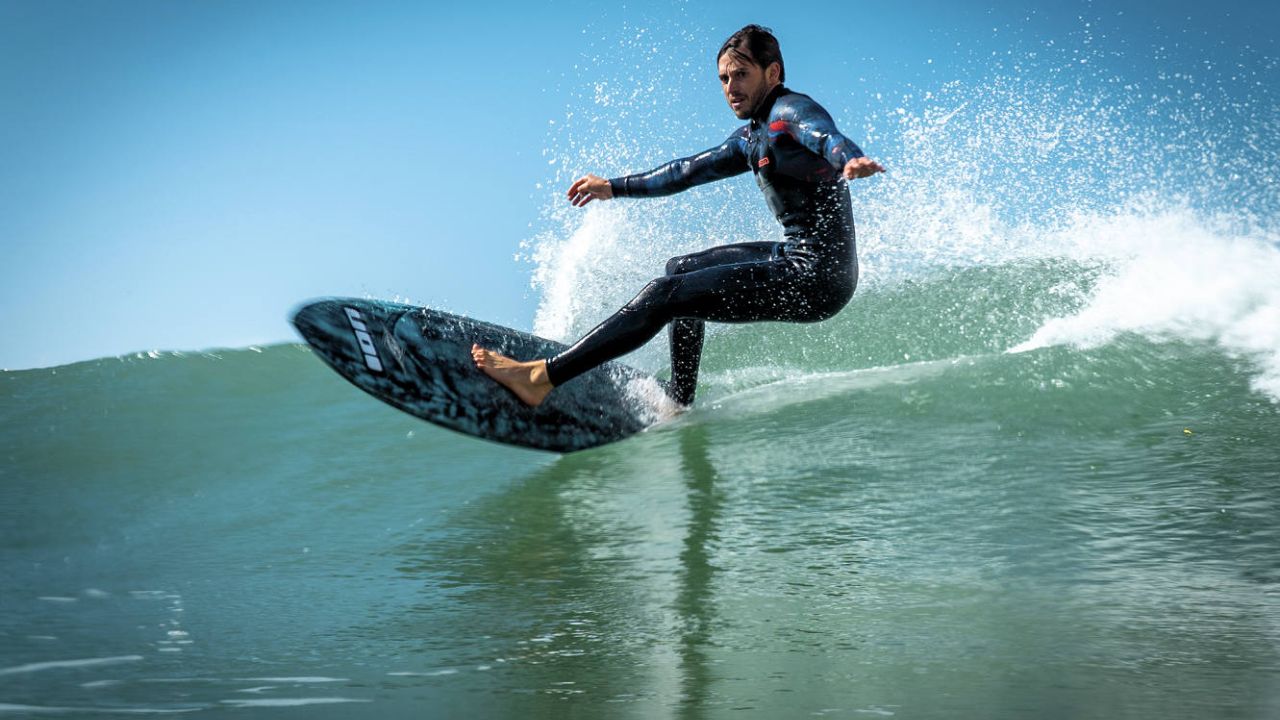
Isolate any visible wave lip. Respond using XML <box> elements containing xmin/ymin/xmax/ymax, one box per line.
<box><xmin>1011</xmin><ymin>206</ymin><xmax>1280</xmax><ymax>402</ymax></box>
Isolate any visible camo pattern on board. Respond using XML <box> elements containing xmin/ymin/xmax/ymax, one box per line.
<box><xmin>291</xmin><ymin>298</ymin><xmax>652</xmax><ymax>452</ymax></box>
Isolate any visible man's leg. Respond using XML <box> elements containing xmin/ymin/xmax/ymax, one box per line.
<box><xmin>664</xmin><ymin>242</ymin><xmax>779</xmax><ymax>406</ymax></box>
<box><xmin>474</xmin><ymin>240</ymin><xmax>855</xmax><ymax>407</ymax></box>
<box><xmin>543</xmin><ymin>242</ymin><xmax>811</xmax><ymax>389</ymax></box>
<box><xmin>668</xmin><ymin>319</ymin><xmax>703</xmax><ymax>406</ymax></box>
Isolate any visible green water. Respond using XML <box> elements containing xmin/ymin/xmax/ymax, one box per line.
<box><xmin>3</xmin><ymin>263</ymin><xmax>1280</xmax><ymax>718</ymax></box>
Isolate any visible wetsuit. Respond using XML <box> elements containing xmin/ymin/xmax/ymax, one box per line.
<box><xmin>545</xmin><ymin>85</ymin><xmax>865</xmax><ymax>405</ymax></box>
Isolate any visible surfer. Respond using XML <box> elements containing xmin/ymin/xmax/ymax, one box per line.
<box><xmin>473</xmin><ymin>24</ymin><xmax>884</xmax><ymax>407</ymax></box>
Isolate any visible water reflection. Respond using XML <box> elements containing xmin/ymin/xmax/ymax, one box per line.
<box><xmin>673</xmin><ymin>424</ymin><xmax>720</xmax><ymax>720</ymax></box>
<box><xmin>374</xmin><ymin>385</ymin><xmax>1280</xmax><ymax>719</ymax></box>
<box><xmin>383</xmin><ymin>423</ymin><xmax>728</xmax><ymax>716</ymax></box>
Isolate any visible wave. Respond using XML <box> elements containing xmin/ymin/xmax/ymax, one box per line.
<box><xmin>4</xmin><ymin>254</ymin><xmax>1272</xmax><ymax>456</ymax></box>
<box><xmin>522</xmin><ymin>22</ymin><xmax>1280</xmax><ymax>406</ymax></box>
<box><xmin>1009</xmin><ymin>206</ymin><xmax>1280</xmax><ymax>401</ymax></box>
<box><xmin>9</xmin><ymin>23</ymin><xmax>1279</xmax><ymax>425</ymax></box>
<box><xmin>520</xmin><ymin>201</ymin><xmax>1280</xmax><ymax>407</ymax></box>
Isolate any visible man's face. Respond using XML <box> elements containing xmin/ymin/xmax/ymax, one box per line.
<box><xmin>718</xmin><ymin>51</ymin><xmax>779</xmax><ymax>119</ymax></box>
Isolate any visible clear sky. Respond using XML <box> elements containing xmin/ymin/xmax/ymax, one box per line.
<box><xmin>2</xmin><ymin>0</ymin><xmax>1276</xmax><ymax>369</ymax></box>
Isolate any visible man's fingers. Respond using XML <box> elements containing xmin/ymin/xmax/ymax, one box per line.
<box><xmin>843</xmin><ymin>158</ymin><xmax>886</xmax><ymax>180</ymax></box>
<box><xmin>568</xmin><ymin>175</ymin><xmax>593</xmax><ymax>198</ymax></box>
<box><xmin>568</xmin><ymin>176</ymin><xmax>600</xmax><ymax>205</ymax></box>
<box><xmin>567</xmin><ymin>174</ymin><xmax>612</xmax><ymax>206</ymax></box>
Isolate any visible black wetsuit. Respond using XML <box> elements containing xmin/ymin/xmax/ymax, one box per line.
<box><xmin>545</xmin><ymin>85</ymin><xmax>865</xmax><ymax>405</ymax></box>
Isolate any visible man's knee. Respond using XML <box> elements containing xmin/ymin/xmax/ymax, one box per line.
<box><xmin>624</xmin><ymin>275</ymin><xmax>680</xmax><ymax>314</ymax></box>
<box><xmin>665</xmin><ymin>254</ymin><xmax>693</xmax><ymax>276</ymax></box>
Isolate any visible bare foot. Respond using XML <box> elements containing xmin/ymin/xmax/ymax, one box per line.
<box><xmin>471</xmin><ymin>344</ymin><xmax>554</xmax><ymax>407</ymax></box>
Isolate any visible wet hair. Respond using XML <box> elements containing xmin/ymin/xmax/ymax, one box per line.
<box><xmin>717</xmin><ymin>24</ymin><xmax>785</xmax><ymax>82</ymax></box>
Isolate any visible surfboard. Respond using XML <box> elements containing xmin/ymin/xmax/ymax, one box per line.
<box><xmin>291</xmin><ymin>298</ymin><xmax>667</xmax><ymax>453</ymax></box>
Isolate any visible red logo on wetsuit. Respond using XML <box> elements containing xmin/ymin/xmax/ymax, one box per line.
<box><xmin>757</xmin><ymin>156</ymin><xmax>771</xmax><ymax>168</ymax></box>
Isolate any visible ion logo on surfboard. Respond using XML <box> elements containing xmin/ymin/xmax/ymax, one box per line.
<box><xmin>344</xmin><ymin>307</ymin><xmax>384</xmax><ymax>372</ymax></box>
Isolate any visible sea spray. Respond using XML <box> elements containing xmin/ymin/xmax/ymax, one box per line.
<box><xmin>1012</xmin><ymin>204</ymin><xmax>1280</xmax><ymax>401</ymax></box>
<box><xmin>521</xmin><ymin>15</ymin><xmax>1280</xmax><ymax>403</ymax></box>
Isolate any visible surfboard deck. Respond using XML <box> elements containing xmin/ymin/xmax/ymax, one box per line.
<box><xmin>291</xmin><ymin>298</ymin><xmax>667</xmax><ymax>453</ymax></box>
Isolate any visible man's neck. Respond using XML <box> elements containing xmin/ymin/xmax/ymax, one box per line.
<box><xmin>751</xmin><ymin>83</ymin><xmax>786</xmax><ymax>123</ymax></box>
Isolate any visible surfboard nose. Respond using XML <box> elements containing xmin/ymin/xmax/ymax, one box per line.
<box><xmin>290</xmin><ymin>299</ymin><xmax>349</xmax><ymax>353</ymax></box>
<box><xmin>290</xmin><ymin>298</ymin><xmax>394</xmax><ymax>374</ymax></box>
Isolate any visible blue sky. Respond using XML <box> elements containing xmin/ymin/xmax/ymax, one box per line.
<box><xmin>2</xmin><ymin>0</ymin><xmax>1275</xmax><ymax>369</ymax></box>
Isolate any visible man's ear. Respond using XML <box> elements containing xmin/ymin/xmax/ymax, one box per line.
<box><xmin>766</xmin><ymin>62</ymin><xmax>781</xmax><ymax>85</ymax></box>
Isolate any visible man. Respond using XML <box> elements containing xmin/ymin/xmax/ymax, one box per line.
<box><xmin>472</xmin><ymin>24</ymin><xmax>884</xmax><ymax>408</ymax></box>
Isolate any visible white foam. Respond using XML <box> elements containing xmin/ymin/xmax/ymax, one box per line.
<box><xmin>530</xmin><ymin>204</ymin><xmax>640</xmax><ymax>342</ymax></box>
<box><xmin>1010</xmin><ymin>204</ymin><xmax>1280</xmax><ymax>401</ymax></box>
<box><xmin>219</xmin><ymin>698</ymin><xmax>369</xmax><ymax>708</ymax></box>
<box><xmin>0</xmin><ymin>655</ymin><xmax>143</xmax><ymax>677</ymax></box>
<box><xmin>238</xmin><ymin>671</ymin><xmax>348</xmax><ymax>676</ymax></box>
<box><xmin>708</xmin><ymin>358</ymin><xmax>970</xmax><ymax>415</ymax></box>
<box><xmin>0</xmin><ymin>703</ymin><xmax>200</xmax><ymax>714</ymax></box>
<box><xmin>621</xmin><ymin>373</ymin><xmax>686</xmax><ymax>425</ymax></box>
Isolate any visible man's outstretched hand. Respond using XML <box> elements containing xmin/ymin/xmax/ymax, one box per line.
<box><xmin>843</xmin><ymin>157</ymin><xmax>885</xmax><ymax>180</ymax></box>
<box><xmin>568</xmin><ymin>174</ymin><xmax>614</xmax><ymax>207</ymax></box>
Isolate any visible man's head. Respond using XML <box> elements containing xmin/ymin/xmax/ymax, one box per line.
<box><xmin>717</xmin><ymin>24</ymin><xmax>784</xmax><ymax>119</ymax></box>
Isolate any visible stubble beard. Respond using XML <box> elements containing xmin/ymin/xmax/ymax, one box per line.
<box><xmin>730</xmin><ymin>87</ymin><xmax>764</xmax><ymax>120</ymax></box>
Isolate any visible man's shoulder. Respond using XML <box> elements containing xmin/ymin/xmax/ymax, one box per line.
<box><xmin>770</xmin><ymin>89</ymin><xmax>829</xmax><ymax>120</ymax></box>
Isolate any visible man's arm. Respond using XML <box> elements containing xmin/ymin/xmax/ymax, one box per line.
<box><xmin>772</xmin><ymin>95</ymin><xmax>884</xmax><ymax>180</ymax></box>
<box><xmin>568</xmin><ymin>128</ymin><xmax>750</xmax><ymax>206</ymax></box>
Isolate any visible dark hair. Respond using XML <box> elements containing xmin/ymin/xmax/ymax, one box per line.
<box><xmin>717</xmin><ymin>24</ymin><xmax>785</xmax><ymax>82</ymax></box>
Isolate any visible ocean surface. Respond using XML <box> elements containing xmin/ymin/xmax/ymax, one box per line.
<box><xmin>4</xmin><ymin>249</ymin><xmax>1280</xmax><ymax>717</ymax></box>
<box><xmin>6</xmin><ymin>11</ymin><xmax>1280</xmax><ymax>719</ymax></box>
